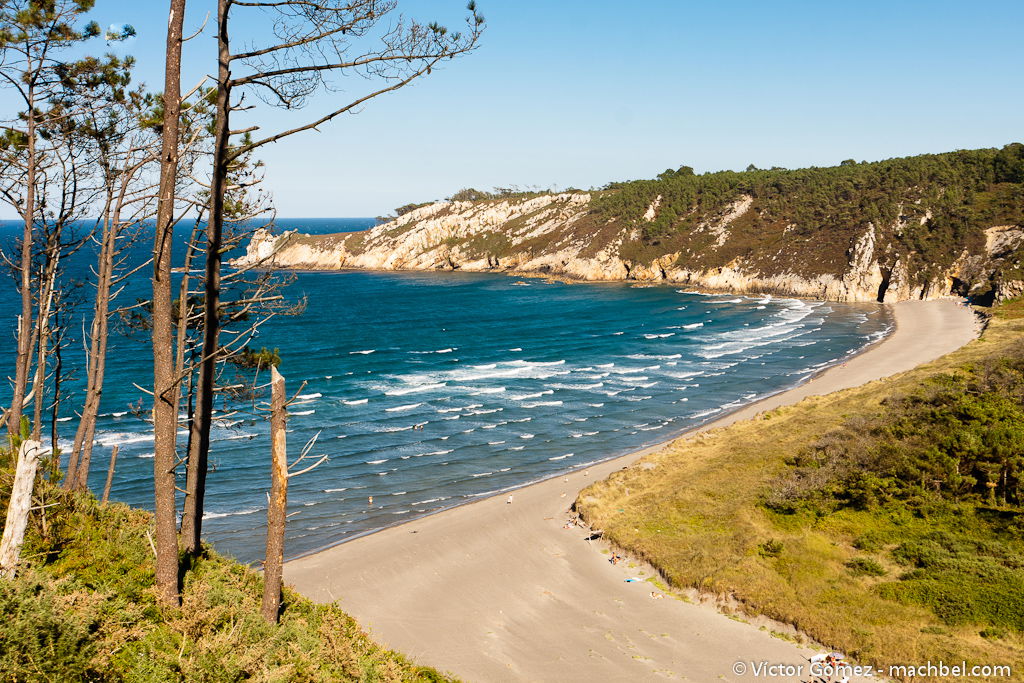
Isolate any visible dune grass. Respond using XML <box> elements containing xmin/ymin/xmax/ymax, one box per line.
<box><xmin>576</xmin><ymin>304</ymin><xmax>1024</xmax><ymax>678</ymax></box>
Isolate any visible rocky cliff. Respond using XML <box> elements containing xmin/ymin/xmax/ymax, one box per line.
<box><xmin>234</xmin><ymin>146</ymin><xmax>1024</xmax><ymax>303</ymax></box>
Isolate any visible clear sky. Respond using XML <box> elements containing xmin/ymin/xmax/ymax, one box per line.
<box><xmin>12</xmin><ymin>0</ymin><xmax>1024</xmax><ymax>217</ymax></box>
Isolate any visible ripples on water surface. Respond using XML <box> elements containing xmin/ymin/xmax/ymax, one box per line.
<box><xmin>0</xmin><ymin>219</ymin><xmax>891</xmax><ymax>563</ymax></box>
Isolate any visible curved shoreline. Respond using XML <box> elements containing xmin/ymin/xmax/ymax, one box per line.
<box><xmin>285</xmin><ymin>299</ymin><xmax>894</xmax><ymax>564</ymax></box>
<box><xmin>285</xmin><ymin>298</ymin><xmax>980</xmax><ymax>682</ymax></box>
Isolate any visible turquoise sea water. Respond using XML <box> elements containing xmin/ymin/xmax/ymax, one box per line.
<box><xmin>0</xmin><ymin>218</ymin><xmax>891</xmax><ymax>563</ymax></box>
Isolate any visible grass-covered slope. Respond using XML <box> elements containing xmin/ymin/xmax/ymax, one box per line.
<box><xmin>0</xmin><ymin>480</ymin><xmax>453</xmax><ymax>682</ymax></box>
<box><xmin>575</xmin><ymin>302</ymin><xmax>1024</xmax><ymax>676</ymax></box>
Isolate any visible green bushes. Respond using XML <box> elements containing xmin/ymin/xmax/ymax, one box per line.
<box><xmin>0</xmin><ymin>483</ymin><xmax>454</xmax><ymax>682</ymax></box>
<box><xmin>845</xmin><ymin>557</ymin><xmax>886</xmax><ymax>577</ymax></box>
<box><xmin>763</xmin><ymin>337</ymin><xmax>1024</xmax><ymax>635</ymax></box>
<box><xmin>590</xmin><ymin>143</ymin><xmax>1024</xmax><ymax>285</ymax></box>
<box><xmin>769</xmin><ymin>345</ymin><xmax>1024</xmax><ymax>513</ymax></box>
<box><xmin>230</xmin><ymin>345</ymin><xmax>281</xmax><ymax>370</ymax></box>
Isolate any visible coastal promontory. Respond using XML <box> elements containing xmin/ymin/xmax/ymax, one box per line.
<box><xmin>237</xmin><ymin>144</ymin><xmax>1024</xmax><ymax>303</ymax></box>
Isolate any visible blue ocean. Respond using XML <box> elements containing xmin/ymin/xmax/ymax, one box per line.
<box><xmin>0</xmin><ymin>218</ymin><xmax>891</xmax><ymax>563</ymax></box>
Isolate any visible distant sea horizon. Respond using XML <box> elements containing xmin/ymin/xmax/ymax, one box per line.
<box><xmin>0</xmin><ymin>217</ymin><xmax>891</xmax><ymax>564</ymax></box>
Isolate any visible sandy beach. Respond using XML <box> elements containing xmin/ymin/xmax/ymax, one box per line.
<box><xmin>285</xmin><ymin>299</ymin><xmax>981</xmax><ymax>682</ymax></box>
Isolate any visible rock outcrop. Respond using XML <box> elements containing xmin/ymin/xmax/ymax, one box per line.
<box><xmin>234</xmin><ymin>192</ymin><xmax>1024</xmax><ymax>304</ymax></box>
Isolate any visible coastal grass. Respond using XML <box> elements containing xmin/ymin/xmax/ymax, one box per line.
<box><xmin>576</xmin><ymin>304</ymin><xmax>1024</xmax><ymax>678</ymax></box>
<box><xmin>0</xmin><ymin>481</ymin><xmax>454</xmax><ymax>682</ymax></box>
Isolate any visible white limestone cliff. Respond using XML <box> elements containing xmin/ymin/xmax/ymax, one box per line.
<box><xmin>232</xmin><ymin>193</ymin><xmax>1020</xmax><ymax>303</ymax></box>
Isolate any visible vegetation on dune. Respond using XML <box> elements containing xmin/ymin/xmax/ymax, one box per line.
<box><xmin>575</xmin><ymin>300</ymin><xmax>1024</xmax><ymax>676</ymax></box>
<box><xmin>0</xmin><ymin>469</ymin><xmax>453</xmax><ymax>682</ymax></box>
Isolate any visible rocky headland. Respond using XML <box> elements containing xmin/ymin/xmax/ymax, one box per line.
<box><xmin>235</xmin><ymin>145</ymin><xmax>1024</xmax><ymax>303</ymax></box>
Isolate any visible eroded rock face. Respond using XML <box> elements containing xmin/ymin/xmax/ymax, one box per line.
<box><xmin>232</xmin><ymin>193</ymin><xmax>1015</xmax><ymax>303</ymax></box>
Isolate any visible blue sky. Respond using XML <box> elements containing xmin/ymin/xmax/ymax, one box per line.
<box><xmin>13</xmin><ymin>1</ymin><xmax>1024</xmax><ymax>217</ymax></box>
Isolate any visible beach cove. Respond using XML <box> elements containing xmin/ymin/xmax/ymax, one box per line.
<box><xmin>285</xmin><ymin>299</ymin><xmax>981</xmax><ymax>681</ymax></box>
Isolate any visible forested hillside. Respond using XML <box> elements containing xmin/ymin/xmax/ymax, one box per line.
<box><xmin>599</xmin><ymin>143</ymin><xmax>1024</xmax><ymax>296</ymax></box>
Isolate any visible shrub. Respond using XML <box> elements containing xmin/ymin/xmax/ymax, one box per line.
<box><xmin>845</xmin><ymin>557</ymin><xmax>887</xmax><ymax>577</ymax></box>
<box><xmin>758</xmin><ymin>539</ymin><xmax>784</xmax><ymax>558</ymax></box>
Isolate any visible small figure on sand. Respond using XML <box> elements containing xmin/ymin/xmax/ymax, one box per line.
<box><xmin>506</xmin><ymin>494</ymin><xmax>513</xmax><ymax>504</ymax></box>
<box><xmin>609</xmin><ymin>553</ymin><xmax>622</xmax><ymax>565</ymax></box>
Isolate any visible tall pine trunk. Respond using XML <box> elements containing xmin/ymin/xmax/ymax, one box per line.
<box><xmin>181</xmin><ymin>0</ymin><xmax>230</xmax><ymax>555</ymax></box>
<box><xmin>151</xmin><ymin>0</ymin><xmax>188</xmax><ymax>607</ymax></box>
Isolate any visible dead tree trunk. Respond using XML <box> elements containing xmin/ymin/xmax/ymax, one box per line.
<box><xmin>101</xmin><ymin>444</ymin><xmax>119</xmax><ymax>505</ymax></box>
<box><xmin>0</xmin><ymin>440</ymin><xmax>43</xmax><ymax>578</ymax></box>
<box><xmin>31</xmin><ymin>243</ymin><xmax>62</xmax><ymax>444</ymax></box>
<box><xmin>69</xmin><ymin>205</ymin><xmax>119</xmax><ymax>491</ymax></box>
<box><xmin>151</xmin><ymin>0</ymin><xmax>188</xmax><ymax>608</ymax></box>
<box><xmin>262</xmin><ymin>366</ymin><xmax>287</xmax><ymax>623</ymax></box>
<box><xmin>8</xmin><ymin>97</ymin><xmax>37</xmax><ymax>439</ymax></box>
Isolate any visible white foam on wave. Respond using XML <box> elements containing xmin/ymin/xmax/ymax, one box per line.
<box><xmin>510</xmin><ymin>389</ymin><xmax>554</xmax><ymax>400</ymax></box>
<box><xmin>343</xmin><ymin>398</ymin><xmax>368</xmax><ymax>405</ymax></box>
<box><xmin>519</xmin><ymin>433</ymin><xmax>535</xmax><ymax>439</ymax></box>
<box><xmin>323</xmin><ymin>487</ymin><xmax>347</xmax><ymax>493</ymax></box>
<box><xmin>549</xmin><ymin>453</ymin><xmax>573</xmax><ymax>461</ymax></box>
<box><xmin>386</xmin><ymin>382</ymin><xmax>447</xmax><ymax>396</ymax></box>
<box><xmin>549</xmin><ymin>382</ymin><xmax>604</xmax><ymax>390</ymax></box>
<box><xmin>291</xmin><ymin>409</ymin><xmax>315</xmax><ymax>416</ymax></box>
<box><xmin>222</xmin><ymin>433</ymin><xmax>258</xmax><ymax>441</ymax></box>
<box><xmin>522</xmin><ymin>400</ymin><xmax>563</xmax><ymax>408</ymax></box>
<box><xmin>296</xmin><ymin>392</ymin><xmax>322</xmax><ymax>399</ymax></box>
<box><xmin>350</xmin><ymin>349</ymin><xmax>376</xmax><ymax>355</ymax></box>
<box><xmin>412</xmin><ymin>496</ymin><xmax>449</xmax><ymax>505</ymax></box>
<box><xmin>95</xmin><ymin>431</ymin><xmax>153</xmax><ymax>447</ymax></box>
<box><xmin>467</xmin><ymin>407</ymin><xmax>502</xmax><ymax>416</ymax></box>
<box><xmin>203</xmin><ymin>508</ymin><xmax>260</xmax><ymax>520</ymax></box>
<box><xmin>643</xmin><ymin>332</ymin><xmax>675</xmax><ymax>339</ymax></box>
<box><xmin>386</xmin><ymin>402</ymin><xmax>423</xmax><ymax>412</ymax></box>
<box><xmin>366</xmin><ymin>459</ymin><xmax>388</xmax><ymax>465</ymax></box>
